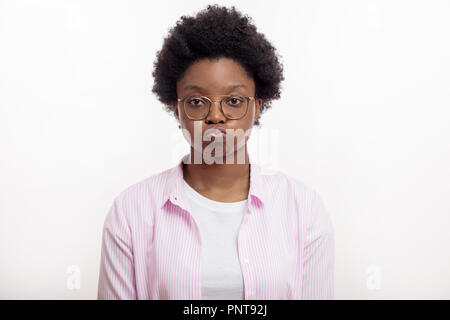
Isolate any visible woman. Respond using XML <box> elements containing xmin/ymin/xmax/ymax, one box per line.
<box><xmin>97</xmin><ymin>4</ymin><xmax>334</xmax><ymax>300</ymax></box>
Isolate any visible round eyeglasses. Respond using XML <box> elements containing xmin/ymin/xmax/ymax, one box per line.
<box><xmin>177</xmin><ymin>94</ymin><xmax>255</xmax><ymax>120</ymax></box>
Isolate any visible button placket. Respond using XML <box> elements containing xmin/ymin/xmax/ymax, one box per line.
<box><xmin>238</xmin><ymin>208</ymin><xmax>255</xmax><ymax>299</ymax></box>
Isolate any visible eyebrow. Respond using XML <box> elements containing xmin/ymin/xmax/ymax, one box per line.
<box><xmin>182</xmin><ymin>84</ymin><xmax>247</xmax><ymax>91</ymax></box>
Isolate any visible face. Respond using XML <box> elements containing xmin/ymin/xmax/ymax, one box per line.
<box><xmin>173</xmin><ymin>57</ymin><xmax>262</xmax><ymax>162</ymax></box>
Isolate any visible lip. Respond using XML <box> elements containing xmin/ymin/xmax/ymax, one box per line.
<box><xmin>205</xmin><ymin>126</ymin><xmax>227</xmax><ymax>139</ymax></box>
<box><xmin>211</xmin><ymin>126</ymin><xmax>227</xmax><ymax>134</ymax></box>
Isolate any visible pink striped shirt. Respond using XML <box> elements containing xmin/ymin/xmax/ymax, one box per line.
<box><xmin>97</xmin><ymin>153</ymin><xmax>335</xmax><ymax>300</ymax></box>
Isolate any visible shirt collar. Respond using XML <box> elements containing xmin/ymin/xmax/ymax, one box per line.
<box><xmin>160</xmin><ymin>153</ymin><xmax>266</xmax><ymax>212</ymax></box>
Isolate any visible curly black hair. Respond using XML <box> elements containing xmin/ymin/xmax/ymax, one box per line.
<box><xmin>151</xmin><ymin>4</ymin><xmax>284</xmax><ymax>126</ymax></box>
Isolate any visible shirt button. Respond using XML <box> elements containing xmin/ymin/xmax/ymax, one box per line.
<box><xmin>244</xmin><ymin>258</ymin><xmax>250</xmax><ymax>264</ymax></box>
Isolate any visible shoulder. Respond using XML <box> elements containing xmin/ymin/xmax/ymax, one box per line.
<box><xmin>114</xmin><ymin>166</ymin><xmax>173</xmax><ymax>204</ymax></box>
<box><xmin>103</xmin><ymin>166</ymin><xmax>174</xmax><ymax>230</ymax></box>
<box><xmin>258</xmin><ymin>165</ymin><xmax>333</xmax><ymax>233</ymax></box>
<box><xmin>257</xmin><ymin>165</ymin><xmax>318</xmax><ymax>201</ymax></box>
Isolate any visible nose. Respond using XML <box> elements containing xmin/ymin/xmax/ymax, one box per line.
<box><xmin>205</xmin><ymin>99</ymin><xmax>226</xmax><ymax>124</ymax></box>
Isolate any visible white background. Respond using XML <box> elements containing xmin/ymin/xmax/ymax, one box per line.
<box><xmin>1</xmin><ymin>0</ymin><xmax>449</xmax><ymax>299</ymax></box>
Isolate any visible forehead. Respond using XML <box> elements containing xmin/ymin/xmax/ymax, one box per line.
<box><xmin>177</xmin><ymin>57</ymin><xmax>255</xmax><ymax>93</ymax></box>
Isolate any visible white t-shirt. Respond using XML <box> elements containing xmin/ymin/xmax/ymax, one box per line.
<box><xmin>183</xmin><ymin>179</ymin><xmax>247</xmax><ymax>300</ymax></box>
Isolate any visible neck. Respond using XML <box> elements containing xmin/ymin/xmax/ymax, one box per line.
<box><xmin>182</xmin><ymin>146</ymin><xmax>250</xmax><ymax>198</ymax></box>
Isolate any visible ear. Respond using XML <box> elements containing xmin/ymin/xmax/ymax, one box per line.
<box><xmin>255</xmin><ymin>98</ymin><xmax>262</xmax><ymax>119</ymax></box>
<box><xmin>173</xmin><ymin>102</ymin><xmax>179</xmax><ymax>119</ymax></box>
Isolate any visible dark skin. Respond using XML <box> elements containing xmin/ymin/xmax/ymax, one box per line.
<box><xmin>173</xmin><ymin>57</ymin><xmax>263</xmax><ymax>203</ymax></box>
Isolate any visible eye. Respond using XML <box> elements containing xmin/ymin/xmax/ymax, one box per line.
<box><xmin>187</xmin><ymin>97</ymin><xmax>206</xmax><ymax>106</ymax></box>
<box><xmin>225</xmin><ymin>96</ymin><xmax>244</xmax><ymax>106</ymax></box>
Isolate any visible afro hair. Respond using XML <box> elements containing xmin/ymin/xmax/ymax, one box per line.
<box><xmin>151</xmin><ymin>4</ymin><xmax>284</xmax><ymax>126</ymax></box>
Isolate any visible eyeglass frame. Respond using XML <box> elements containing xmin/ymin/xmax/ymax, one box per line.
<box><xmin>177</xmin><ymin>94</ymin><xmax>255</xmax><ymax>120</ymax></box>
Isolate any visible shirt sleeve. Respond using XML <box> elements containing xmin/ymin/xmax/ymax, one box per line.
<box><xmin>97</xmin><ymin>195</ymin><xmax>137</xmax><ymax>299</ymax></box>
<box><xmin>301</xmin><ymin>191</ymin><xmax>335</xmax><ymax>299</ymax></box>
